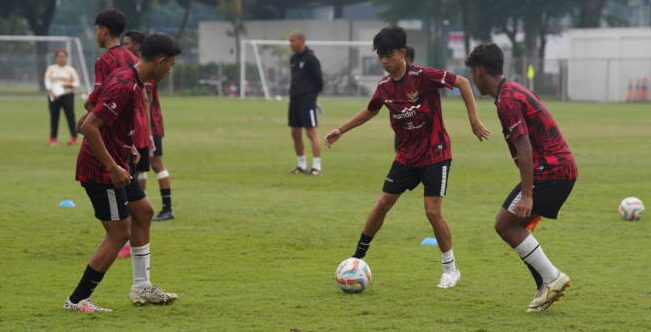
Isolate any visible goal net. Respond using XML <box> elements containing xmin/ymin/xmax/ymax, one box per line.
<box><xmin>239</xmin><ymin>39</ymin><xmax>381</xmax><ymax>99</ymax></box>
<box><xmin>0</xmin><ymin>35</ymin><xmax>91</xmax><ymax>98</ymax></box>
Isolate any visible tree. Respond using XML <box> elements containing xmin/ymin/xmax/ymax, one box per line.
<box><xmin>1</xmin><ymin>0</ymin><xmax>57</xmax><ymax>89</ymax></box>
<box><xmin>218</xmin><ymin>0</ymin><xmax>246</xmax><ymax>88</ymax></box>
<box><xmin>574</xmin><ymin>0</ymin><xmax>609</xmax><ymax>28</ymax></box>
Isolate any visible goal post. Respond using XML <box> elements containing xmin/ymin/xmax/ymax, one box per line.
<box><xmin>239</xmin><ymin>39</ymin><xmax>379</xmax><ymax>100</ymax></box>
<box><xmin>0</xmin><ymin>35</ymin><xmax>92</xmax><ymax>97</ymax></box>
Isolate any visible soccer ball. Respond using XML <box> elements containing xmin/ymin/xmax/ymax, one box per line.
<box><xmin>618</xmin><ymin>197</ymin><xmax>644</xmax><ymax>221</ymax></box>
<box><xmin>335</xmin><ymin>258</ymin><xmax>372</xmax><ymax>293</ymax></box>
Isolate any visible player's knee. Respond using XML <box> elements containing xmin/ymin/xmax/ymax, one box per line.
<box><xmin>108</xmin><ymin>226</ymin><xmax>130</xmax><ymax>244</ymax></box>
<box><xmin>291</xmin><ymin>131</ymin><xmax>302</xmax><ymax>140</ymax></box>
<box><xmin>494</xmin><ymin>217</ymin><xmax>508</xmax><ymax>236</ymax></box>
<box><xmin>425</xmin><ymin>209</ymin><xmax>444</xmax><ymax>224</ymax></box>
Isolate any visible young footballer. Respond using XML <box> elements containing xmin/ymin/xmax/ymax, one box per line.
<box><xmin>325</xmin><ymin>26</ymin><xmax>490</xmax><ymax>288</ymax></box>
<box><xmin>465</xmin><ymin>43</ymin><xmax>577</xmax><ymax>312</ymax></box>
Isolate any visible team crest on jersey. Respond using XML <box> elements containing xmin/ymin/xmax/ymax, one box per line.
<box><xmin>299</xmin><ymin>61</ymin><xmax>305</xmax><ymax>68</ymax></box>
<box><xmin>407</xmin><ymin>91</ymin><xmax>419</xmax><ymax>103</ymax></box>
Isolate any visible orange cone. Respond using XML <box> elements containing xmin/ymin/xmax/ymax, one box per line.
<box><xmin>641</xmin><ymin>77</ymin><xmax>648</xmax><ymax>101</ymax></box>
<box><xmin>626</xmin><ymin>80</ymin><xmax>634</xmax><ymax>102</ymax></box>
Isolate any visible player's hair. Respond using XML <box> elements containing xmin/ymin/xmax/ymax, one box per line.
<box><xmin>373</xmin><ymin>26</ymin><xmax>407</xmax><ymax>56</ymax></box>
<box><xmin>406</xmin><ymin>46</ymin><xmax>415</xmax><ymax>63</ymax></box>
<box><xmin>465</xmin><ymin>43</ymin><xmax>504</xmax><ymax>76</ymax></box>
<box><xmin>94</xmin><ymin>8</ymin><xmax>126</xmax><ymax>37</ymax></box>
<box><xmin>141</xmin><ymin>33</ymin><xmax>182</xmax><ymax>61</ymax></box>
<box><xmin>290</xmin><ymin>31</ymin><xmax>305</xmax><ymax>41</ymax></box>
<box><xmin>54</xmin><ymin>49</ymin><xmax>68</xmax><ymax>57</ymax></box>
<box><xmin>123</xmin><ymin>30</ymin><xmax>146</xmax><ymax>46</ymax></box>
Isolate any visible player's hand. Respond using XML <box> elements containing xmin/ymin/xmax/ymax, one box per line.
<box><xmin>108</xmin><ymin>165</ymin><xmax>131</xmax><ymax>187</ymax></box>
<box><xmin>471</xmin><ymin>121</ymin><xmax>490</xmax><ymax>141</ymax></box>
<box><xmin>515</xmin><ymin>194</ymin><xmax>533</xmax><ymax>218</ymax></box>
<box><xmin>131</xmin><ymin>145</ymin><xmax>141</xmax><ymax>165</ymax></box>
<box><xmin>324</xmin><ymin>128</ymin><xmax>342</xmax><ymax>148</ymax></box>
<box><xmin>149</xmin><ymin>135</ymin><xmax>156</xmax><ymax>154</ymax></box>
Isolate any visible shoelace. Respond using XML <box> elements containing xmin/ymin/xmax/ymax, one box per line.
<box><xmin>79</xmin><ymin>299</ymin><xmax>103</xmax><ymax>311</ymax></box>
<box><xmin>144</xmin><ymin>286</ymin><xmax>170</xmax><ymax>299</ymax></box>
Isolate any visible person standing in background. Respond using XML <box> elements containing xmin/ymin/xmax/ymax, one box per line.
<box><xmin>44</xmin><ymin>49</ymin><xmax>80</xmax><ymax>146</ymax></box>
<box><xmin>288</xmin><ymin>31</ymin><xmax>324</xmax><ymax>176</ymax></box>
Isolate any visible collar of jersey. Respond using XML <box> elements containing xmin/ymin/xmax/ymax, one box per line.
<box><xmin>391</xmin><ymin>64</ymin><xmax>410</xmax><ymax>83</ymax></box>
<box><xmin>129</xmin><ymin>65</ymin><xmax>144</xmax><ymax>86</ymax></box>
<box><xmin>494</xmin><ymin>78</ymin><xmax>507</xmax><ymax>104</ymax></box>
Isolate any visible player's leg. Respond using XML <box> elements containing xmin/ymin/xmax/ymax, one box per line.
<box><xmin>126</xmin><ymin>181</ymin><xmax>177</xmax><ymax>304</ymax></box>
<box><xmin>64</xmin><ymin>183</ymin><xmax>130</xmax><ymax>312</ymax></box>
<box><xmin>352</xmin><ymin>162</ymin><xmax>417</xmax><ymax>259</ymax></box>
<box><xmin>289</xmin><ymin>97</ymin><xmax>306</xmax><ymax>173</ymax></box>
<box><xmin>497</xmin><ymin>181</ymin><xmax>574</xmax><ymax>312</ymax></box>
<box><xmin>421</xmin><ymin>160</ymin><xmax>460</xmax><ymax>288</ymax></box>
<box><xmin>62</xmin><ymin>93</ymin><xmax>77</xmax><ymax>145</ymax></box>
<box><xmin>352</xmin><ymin>192</ymin><xmax>401</xmax><ymax>259</ymax></box>
<box><xmin>151</xmin><ymin>136</ymin><xmax>174</xmax><ymax>221</ymax></box>
<box><xmin>304</xmin><ymin>95</ymin><xmax>321</xmax><ymax>175</ymax></box>
<box><xmin>305</xmin><ymin>126</ymin><xmax>321</xmax><ymax>175</ymax></box>
<box><xmin>48</xmin><ymin>97</ymin><xmax>60</xmax><ymax>145</ymax></box>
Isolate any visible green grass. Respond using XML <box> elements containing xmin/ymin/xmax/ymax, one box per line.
<box><xmin>1</xmin><ymin>96</ymin><xmax>650</xmax><ymax>331</ymax></box>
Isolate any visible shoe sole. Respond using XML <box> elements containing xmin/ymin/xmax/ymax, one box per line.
<box><xmin>131</xmin><ymin>297</ymin><xmax>176</xmax><ymax>305</ymax></box>
<box><xmin>527</xmin><ymin>281</ymin><xmax>571</xmax><ymax>312</ymax></box>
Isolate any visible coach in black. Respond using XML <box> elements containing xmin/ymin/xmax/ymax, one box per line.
<box><xmin>288</xmin><ymin>31</ymin><xmax>324</xmax><ymax>176</ymax></box>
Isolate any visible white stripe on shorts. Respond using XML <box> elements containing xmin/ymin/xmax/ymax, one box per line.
<box><xmin>309</xmin><ymin>109</ymin><xmax>316</xmax><ymax>127</ymax></box>
<box><xmin>440</xmin><ymin>165</ymin><xmax>448</xmax><ymax>196</ymax></box>
<box><xmin>507</xmin><ymin>191</ymin><xmax>522</xmax><ymax>214</ymax></box>
<box><xmin>106</xmin><ymin>188</ymin><xmax>119</xmax><ymax>221</ymax></box>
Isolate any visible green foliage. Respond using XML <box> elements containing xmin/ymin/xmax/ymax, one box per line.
<box><xmin>1</xmin><ymin>97</ymin><xmax>651</xmax><ymax>330</ymax></box>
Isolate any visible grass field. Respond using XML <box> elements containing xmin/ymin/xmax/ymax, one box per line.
<box><xmin>1</xmin><ymin>96</ymin><xmax>650</xmax><ymax>331</ymax></box>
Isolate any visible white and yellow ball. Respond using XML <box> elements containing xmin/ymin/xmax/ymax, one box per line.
<box><xmin>335</xmin><ymin>258</ymin><xmax>372</xmax><ymax>293</ymax></box>
<box><xmin>619</xmin><ymin>197</ymin><xmax>644</xmax><ymax>221</ymax></box>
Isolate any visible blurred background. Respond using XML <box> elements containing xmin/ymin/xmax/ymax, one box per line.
<box><xmin>0</xmin><ymin>0</ymin><xmax>650</xmax><ymax>101</ymax></box>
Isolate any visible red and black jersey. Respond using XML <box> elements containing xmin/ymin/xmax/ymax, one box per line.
<box><xmin>495</xmin><ymin>80</ymin><xmax>577</xmax><ymax>181</ymax></box>
<box><xmin>146</xmin><ymin>81</ymin><xmax>164</xmax><ymax>137</ymax></box>
<box><xmin>87</xmin><ymin>45</ymin><xmax>139</xmax><ymax>106</ymax></box>
<box><xmin>76</xmin><ymin>66</ymin><xmax>145</xmax><ymax>184</ymax></box>
<box><xmin>367</xmin><ymin>64</ymin><xmax>457</xmax><ymax>167</ymax></box>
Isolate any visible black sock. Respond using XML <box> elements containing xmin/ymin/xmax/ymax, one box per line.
<box><xmin>160</xmin><ymin>188</ymin><xmax>171</xmax><ymax>212</ymax></box>
<box><xmin>353</xmin><ymin>233</ymin><xmax>374</xmax><ymax>259</ymax></box>
<box><xmin>524</xmin><ymin>261</ymin><xmax>543</xmax><ymax>289</ymax></box>
<box><xmin>69</xmin><ymin>265</ymin><xmax>105</xmax><ymax>303</ymax></box>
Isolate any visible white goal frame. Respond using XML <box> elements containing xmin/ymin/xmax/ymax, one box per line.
<box><xmin>0</xmin><ymin>35</ymin><xmax>92</xmax><ymax>94</ymax></box>
<box><xmin>240</xmin><ymin>39</ymin><xmax>373</xmax><ymax>100</ymax></box>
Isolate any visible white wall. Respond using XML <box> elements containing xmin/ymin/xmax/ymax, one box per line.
<box><xmin>567</xmin><ymin>28</ymin><xmax>651</xmax><ymax>102</ymax></box>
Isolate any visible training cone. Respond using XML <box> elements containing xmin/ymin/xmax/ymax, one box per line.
<box><xmin>420</xmin><ymin>237</ymin><xmax>438</xmax><ymax>246</ymax></box>
<box><xmin>59</xmin><ymin>200</ymin><xmax>76</xmax><ymax>207</ymax></box>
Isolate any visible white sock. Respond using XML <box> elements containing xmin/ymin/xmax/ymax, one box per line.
<box><xmin>124</xmin><ymin>240</ymin><xmax>130</xmax><ymax>248</ymax></box>
<box><xmin>514</xmin><ymin>234</ymin><xmax>559</xmax><ymax>284</ymax></box>
<box><xmin>440</xmin><ymin>249</ymin><xmax>457</xmax><ymax>273</ymax></box>
<box><xmin>312</xmin><ymin>157</ymin><xmax>322</xmax><ymax>171</ymax></box>
<box><xmin>131</xmin><ymin>243</ymin><xmax>151</xmax><ymax>289</ymax></box>
<box><xmin>297</xmin><ymin>155</ymin><xmax>306</xmax><ymax>170</ymax></box>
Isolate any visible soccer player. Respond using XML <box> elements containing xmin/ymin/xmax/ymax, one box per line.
<box><xmin>324</xmin><ymin>26</ymin><xmax>490</xmax><ymax>288</ymax></box>
<box><xmin>123</xmin><ymin>30</ymin><xmax>174</xmax><ymax>221</ymax></box>
<box><xmin>288</xmin><ymin>31</ymin><xmax>324</xmax><ymax>175</ymax></box>
<box><xmin>63</xmin><ymin>32</ymin><xmax>181</xmax><ymax>312</ymax></box>
<box><xmin>465</xmin><ymin>43</ymin><xmax>577</xmax><ymax>312</ymax></box>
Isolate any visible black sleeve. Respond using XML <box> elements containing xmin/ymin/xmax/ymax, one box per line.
<box><xmin>307</xmin><ymin>55</ymin><xmax>324</xmax><ymax>94</ymax></box>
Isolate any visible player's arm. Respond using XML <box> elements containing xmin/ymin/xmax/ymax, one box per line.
<box><xmin>454</xmin><ymin>75</ymin><xmax>490</xmax><ymax>141</ymax></box>
<box><xmin>308</xmin><ymin>56</ymin><xmax>324</xmax><ymax>94</ymax></box>
<box><xmin>44</xmin><ymin>66</ymin><xmax>56</xmax><ymax>100</ymax></box>
<box><xmin>79</xmin><ymin>113</ymin><xmax>131</xmax><ymax>187</ymax></box>
<box><xmin>512</xmin><ymin>134</ymin><xmax>534</xmax><ymax>218</ymax></box>
<box><xmin>324</xmin><ymin>107</ymin><xmax>379</xmax><ymax>148</ymax></box>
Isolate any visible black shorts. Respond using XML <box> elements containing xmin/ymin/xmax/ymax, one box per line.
<box><xmin>135</xmin><ymin>147</ymin><xmax>150</xmax><ymax>172</ymax></box>
<box><xmin>288</xmin><ymin>94</ymin><xmax>318</xmax><ymax>128</ymax></box>
<box><xmin>82</xmin><ymin>181</ymin><xmax>129</xmax><ymax>221</ymax></box>
<box><xmin>382</xmin><ymin>160</ymin><xmax>451</xmax><ymax>197</ymax></box>
<box><xmin>502</xmin><ymin>180</ymin><xmax>576</xmax><ymax>219</ymax></box>
<box><xmin>152</xmin><ymin>135</ymin><xmax>163</xmax><ymax>157</ymax></box>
